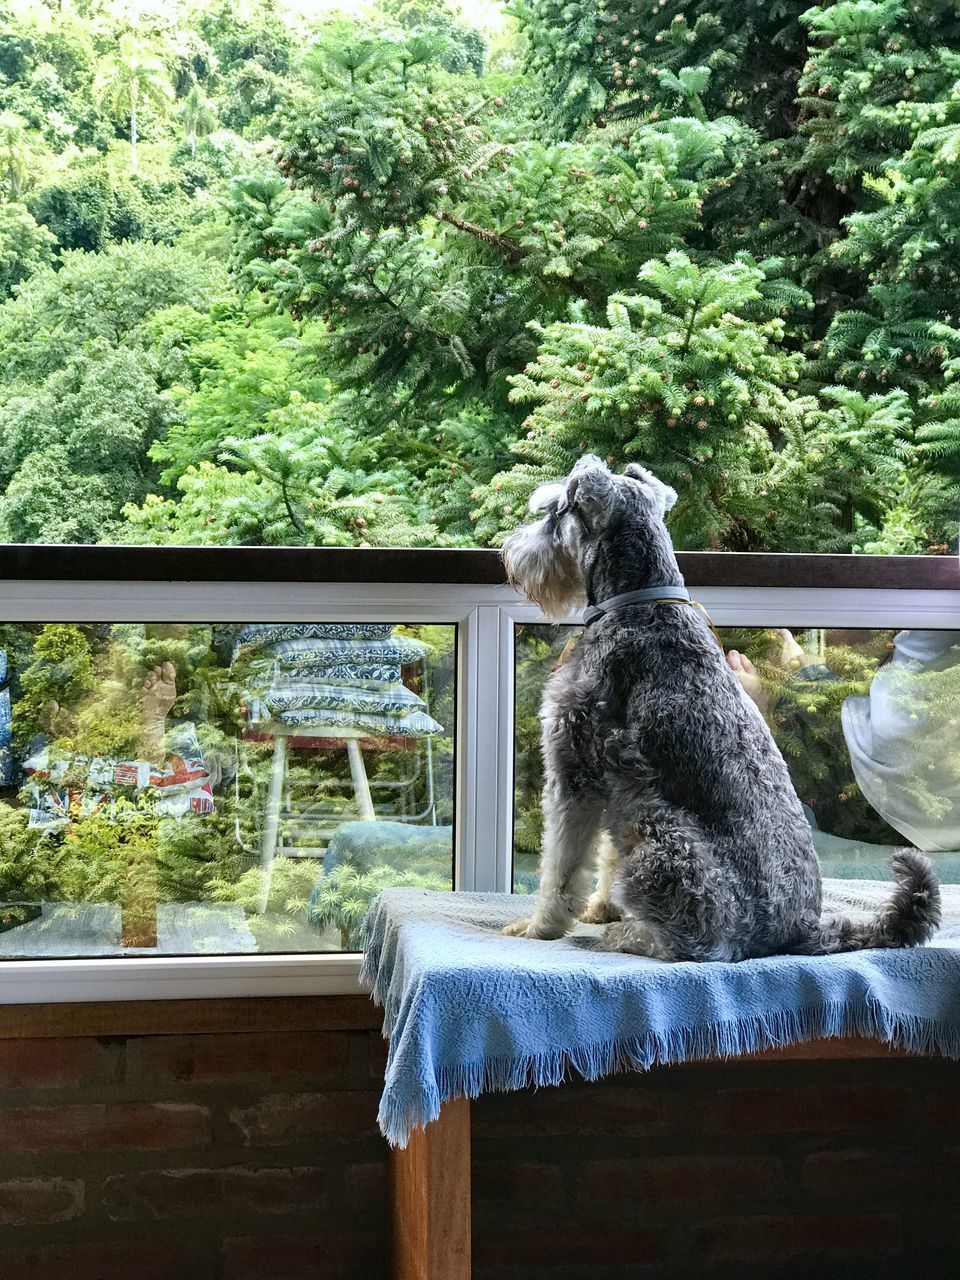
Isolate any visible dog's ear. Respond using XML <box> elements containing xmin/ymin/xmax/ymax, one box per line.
<box><xmin>528</xmin><ymin>481</ymin><xmax>566</xmax><ymax>516</ymax></box>
<box><xmin>557</xmin><ymin>455</ymin><xmax>617</xmax><ymax>525</ymax></box>
<box><xmin>623</xmin><ymin>462</ymin><xmax>677</xmax><ymax>516</ymax></box>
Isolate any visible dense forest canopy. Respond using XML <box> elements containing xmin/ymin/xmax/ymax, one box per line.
<box><xmin>2</xmin><ymin>0</ymin><xmax>960</xmax><ymax>552</ymax></box>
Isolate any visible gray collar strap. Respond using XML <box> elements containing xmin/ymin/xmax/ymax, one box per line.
<box><xmin>582</xmin><ymin>584</ymin><xmax>690</xmax><ymax>627</ymax></box>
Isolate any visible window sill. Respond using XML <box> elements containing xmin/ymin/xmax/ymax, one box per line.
<box><xmin>0</xmin><ymin>951</ymin><xmax>368</xmax><ymax>1006</ymax></box>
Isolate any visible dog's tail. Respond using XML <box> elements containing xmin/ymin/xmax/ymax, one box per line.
<box><xmin>794</xmin><ymin>851</ymin><xmax>941</xmax><ymax>955</ymax></box>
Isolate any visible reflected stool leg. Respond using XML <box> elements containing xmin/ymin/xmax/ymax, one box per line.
<box><xmin>258</xmin><ymin>733</ymin><xmax>287</xmax><ymax>914</ymax></box>
<box><xmin>346</xmin><ymin>736</ymin><xmax>375</xmax><ymax>821</ymax></box>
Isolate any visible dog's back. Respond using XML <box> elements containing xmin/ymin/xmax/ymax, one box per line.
<box><xmin>555</xmin><ymin>604</ymin><xmax>824</xmax><ymax>959</ymax></box>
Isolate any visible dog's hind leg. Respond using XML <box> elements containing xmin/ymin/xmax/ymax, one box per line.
<box><xmin>580</xmin><ymin>831</ymin><xmax>622</xmax><ymax>924</ymax></box>
<box><xmin>605</xmin><ymin>805</ymin><xmax>739</xmax><ymax>962</ymax></box>
<box><xmin>503</xmin><ymin>788</ymin><xmax>604</xmax><ymax>939</ymax></box>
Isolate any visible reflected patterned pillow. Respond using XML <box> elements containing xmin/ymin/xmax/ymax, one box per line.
<box><xmin>231</xmin><ymin>623</ymin><xmax>393</xmax><ymax>662</ymax></box>
<box><xmin>251</xmin><ymin>660</ymin><xmax>405</xmax><ymax>684</ymax></box>
<box><xmin>262</xmin><ymin>682</ymin><xmax>426</xmax><ymax>716</ymax></box>
<box><xmin>273</xmin><ymin>708</ymin><xmax>443</xmax><ymax>736</ymax></box>
<box><xmin>0</xmin><ymin>650</ymin><xmax>10</xmax><ymax>787</ymax></box>
<box><xmin>0</xmin><ymin>693</ymin><xmax>10</xmax><ymax>787</ymax></box>
<box><xmin>266</xmin><ymin>636</ymin><xmax>431</xmax><ymax>666</ymax></box>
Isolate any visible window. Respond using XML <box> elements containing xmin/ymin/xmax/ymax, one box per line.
<box><xmin>0</xmin><ymin>548</ymin><xmax>957</xmax><ymax>998</ymax></box>
<box><xmin>0</xmin><ymin>618</ymin><xmax>455</xmax><ymax>957</ymax></box>
<box><xmin>514</xmin><ymin>621</ymin><xmax>960</xmax><ymax>891</ymax></box>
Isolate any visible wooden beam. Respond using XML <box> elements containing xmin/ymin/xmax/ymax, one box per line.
<box><xmin>0</xmin><ymin>994</ymin><xmax>381</xmax><ymax>1039</ymax></box>
<box><xmin>742</xmin><ymin>1034</ymin><xmax>926</xmax><ymax>1061</ymax></box>
<box><xmin>1</xmin><ymin>543</ymin><xmax>958</xmax><ymax>592</ymax></box>
<box><xmin>392</xmin><ymin>1097</ymin><xmax>472</xmax><ymax>1280</ymax></box>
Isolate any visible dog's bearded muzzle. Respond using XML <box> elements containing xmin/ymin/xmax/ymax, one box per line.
<box><xmin>501</xmin><ymin>507</ymin><xmax>586</xmax><ymax>621</ymax></box>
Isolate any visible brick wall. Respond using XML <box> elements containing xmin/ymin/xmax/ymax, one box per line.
<box><xmin>472</xmin><ymin>1055</ymin><xmax>960</xmax><ymax>1280</ymax></box>
<box><xmin>0</xmin><ymin>1027</ymin><xmax>389</xmax><ymax>1280</ymax></box>
<box><xmin>0</xmin><ymin>1023</ymin><xmax>955</xmax><ymax>1280</ymax></box>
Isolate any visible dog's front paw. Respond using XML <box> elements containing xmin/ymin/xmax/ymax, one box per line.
<box><xmin>502</xmin><ymin>916</ymin><xmax>565</xmax><ymax>940</ymax></box>
<box><xmin>580</xmin><ymin>893</ymin><xmax>622</xmax><ymax>925</ymax></box>
<box><xmin>502</xmin><ymin>916</ymin><xmax>534</xmax><ymax>937</ymax></box>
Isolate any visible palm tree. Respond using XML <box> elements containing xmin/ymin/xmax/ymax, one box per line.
<box><xmin>94</xmin><ymin>34</ymin><xmax>173</xmax><ymax>174</ymax></box>
<box><xmin>0</xmin><ymin>114</ymin><xmax>33</xmax><ymax>198</ymax></box>
<box><xmin>180</xmin><ymin>84</ymin><xmax>216</xmax><ymax>159</ymax></box>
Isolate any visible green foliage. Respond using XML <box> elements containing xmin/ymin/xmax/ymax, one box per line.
<box><xmin>180</xmin><ymin>84</ymin><xmax>216</xmax><ymax>158</ymax></box>
<box><xmin>0</xmin><ymin>239</ymin><xmax>227</xmax><ymax>381</ymax></box>
<box><xmin>13</xmin><ymin>624</ymin><xmax>94</xmax><ymax>748</ymax></box>
<box><xmin>0</xmin><ymin>111</ymin><xmax>35</xmax><ymax>198</ymax></box>
<box><xmin>0</xmin><ymin>0</ymin><xmax>959</xmax><ymax>553</ymax></box>
<box><xmin>147</xmin><ymin>307</ymin><xmax>327</xmax><ymax>482</ymax></box>
<box><xmin>0</xmin><ymin>241</ymin><xmax>225</xmax><ymax>540</ymax></box>
<box><xmin>28</xmin><ymin>153</ymin><xmax>193</xmax><ymax>251</ymax></box>
<box><xmin>94</xmin><ymin>33</ymin><xmax>174</xmax><ymax>173</ymax></box>
<box><xmin>474</xmin><ymin>251</ymin><xmax>812</xmax><ymax>547</ymax></box>
<box><xmin>512</xmin><ymin>0</ymin><xmax>809</xmax><ymax>137</ymax></box>
<box><xmin>0</xmin><ymin>201</ymin><xmax>54</xmax><ymax>297</ymax></box>
<box><xmin>309</xmin><ymin>861</ymin><xmax>448</xmax><ymax>949</ymax></box>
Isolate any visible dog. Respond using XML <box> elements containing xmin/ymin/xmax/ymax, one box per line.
<box><xmin>501</xmin><ymin>455</ymin><xmax>941</xmax><ymax>960</ymax></box>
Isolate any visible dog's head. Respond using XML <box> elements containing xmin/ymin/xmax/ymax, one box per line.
<box><xmin>501</xmin><ymin>455</ymin><xmax>679</xmax><ymax>619</ymax></box>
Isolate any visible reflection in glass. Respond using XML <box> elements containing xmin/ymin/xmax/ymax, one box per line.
<box><xmin>514</xmin><ymin>624</ymin><xmax>960</xmax><ymax>891</ymax></box>
<box><xmin>0</xmin><ymin>622</ymin><xmax>455</xmax><ymax>957</ymax></box>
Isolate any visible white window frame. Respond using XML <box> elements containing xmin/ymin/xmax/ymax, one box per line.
<box><xmin>0</xmin><ymin>576</ymin><xmax>958</xmax><ymax>1002</ymax></box>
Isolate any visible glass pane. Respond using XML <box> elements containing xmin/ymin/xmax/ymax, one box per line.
<box><xmin>514</xmin><ymin>623</ymin><xmax>960</xmax><ymax>891</ymax></box>
<box><xmin>0</xmin><ymin>622</ymin><xmax>455</xmax><ymax>956</ymax></box>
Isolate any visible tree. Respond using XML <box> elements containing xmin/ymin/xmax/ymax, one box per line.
<box><xmin>511</xmin><ymin>0</ymin><xmax>810</xmax><ymax>138</ymax></box>
<box><xmin>471</xmin><ymin>250</ymin><xmax>818</xmax><ymax>549</ymax></box>
<box><xmin>309</xmin><ymin>862</ymin><xmax>448</xmax><ymax>949</ymax></box>
<box><xmin>1</xmin><ymin>0</ymin><xmax>960</xmax><ymax>554</ymax></box>
<box><xmin>0</xmin><ymin>240</ymin><xmax>227</xmax><ymax>382</ymax></box>
<box><xmin>383</xmin><ymin>0</ymin><xmax>487</xmax><ymax>76</ymax></box>
<box><xmin>93</xmin><ymin>33</ymin><xmax>173</xmax><ymax>174</ymax></box>
<box><xmin>0</xmin><ymin>203</ymin><xmax>55</xmax><ymax>298</ymax></box>
<box><xmin>0</xmin><ymin>241</ymin><xmax>226</xmax><ymax>540</ymax></box>
<box><xmin>0</xmin><ymin>112</ymin><xmax>34</xmax><ymax>198</ymax></box>
<box><xmin>180</xmin><ymin>83</ymin><xmax>216</xmax><ymax>159</ymax></box>
<box><xmin>142</xmin><ymin>305</ymin><xmax>328</xmax><ymax>482</ymax></box>
<box><xmin>0</xmin><ymin>344</ymin><xmax>173</xmax><ymax>542</ymax></box>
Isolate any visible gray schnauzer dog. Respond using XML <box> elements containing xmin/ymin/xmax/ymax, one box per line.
<box><xmin>502</xmin><ymin>455</ymin><xmax>941</xmax><ymax>960</ymax></box>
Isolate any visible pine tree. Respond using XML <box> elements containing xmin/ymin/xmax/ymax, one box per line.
<box><xmin>56</xmin><ymin>0</ymin><xmax>958</xmax><ymax>555</ymax></box>
<box><xmin>252</xmin><ymin>34</ymin><xmax>766</xmax><ymax>539</ymax></box>
<box><xmin>471</xmin><ymin>251</ymin><xmax>817</xmax><ymax>548</ymax></box>
<box><xmin>512</xmin><ymin>0</ymin><xmax>810</xmax><ymax>139</ymax></box>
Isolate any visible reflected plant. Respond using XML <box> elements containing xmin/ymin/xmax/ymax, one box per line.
<box><xmin>208</xmin><ymin>856</ymin><xmax>320</xmax><ymax>940</ymax></box>
<box><xmin>723</xmin><ymin>628</ymin><xmax>904</xmax><ymax>843</ymax></box>
<box><xmin>13</xmin><ymin>625</ymin><xmax>95</xmax><ymax>748</ymax></box>
<box><xmin>309</xmin><ymin>861</ymin><xmax>448</xmax><ymax>950</ymax></box>
<box><xmin>0</xmin><ymin>812</ymin><xmax>160</xmax><ymax>944</ymax></box>
<box><xmin>0</xmin><ymin>805</ymin><xmax>32</xmax><ymax>889</ymax></box>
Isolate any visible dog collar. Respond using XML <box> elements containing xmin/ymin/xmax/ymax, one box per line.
<box><xmin>582</xmin><ymin>585</ymin><xmax>691</xmax><ymax>627</ymax></box>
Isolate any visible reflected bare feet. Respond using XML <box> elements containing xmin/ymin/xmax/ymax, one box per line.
<box><xmin>727</xmin><ymin>629</ymin><xmax>817</xmax><ymax>719</ymax></box>
<box><xmin>142</xmin><ymin>663</ymin><xmax>177</xmax><ymax>722</ymax></box>
<box><xmin>40</xmin><ymin>699</ymin><xmax>61</xmax><ymax>734</ymax></box>
<box><xmin>769</xmin><ymin>627</ymin><xmax>807</xmax><ymax>672</ymax></box>
<box><xmin>142</xmin><ymin>662</ymin><xmax>176</xmax><ymax>758</ymax></box>
<box><xmin>727</xmin><ymin>649</ymin><xmax>771</xmax><ymax>716</ymax></box>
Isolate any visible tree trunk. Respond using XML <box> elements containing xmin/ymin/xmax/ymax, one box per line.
<box><xmin>121</xmin><ymin>847</ymin><xmax>157</xmax><ymax>949</ymax></box>
<box><xmin>121</xmin><ymin>881</ymin><xmax>158</xmax><ymax>949</ymax></box>
<box><xmin>130</xmin><ymin>101</ymin><xmax>138</xmax><ymax>174</ymax></box>
<box><xmin>190</xmin><ymin>128</ymin><xmax>197</xmax><ymax>160</ymax></box>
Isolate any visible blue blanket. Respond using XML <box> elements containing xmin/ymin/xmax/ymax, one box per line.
<box><xmin>361</xmin><ymin>883</ymin><xmax>960</xmax><ymax>1147</ymax></box>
